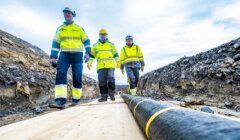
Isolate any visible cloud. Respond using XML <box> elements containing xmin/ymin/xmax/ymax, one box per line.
<box><xmin>0</xmin><ymin>2</ymin><xmax>59</xmax><ymax>53</ymax></box>
<box><xmin>120</xmin><ymin>0</ymin><xmax>240</xmax><ymax>75</ymax></box>
<box><xmin>0</xmin><ymin>0</ymin><xmax>240</xmax><ymax>85</ymax></box>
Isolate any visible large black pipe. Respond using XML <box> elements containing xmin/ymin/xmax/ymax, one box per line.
<box><xmin>121</xmin><ymin>94</ymin><xmax>240</xmax><ymax>140</ymax></box>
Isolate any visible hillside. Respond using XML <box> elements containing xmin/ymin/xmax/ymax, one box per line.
<box><xmin>0</xmin><ymin>29</ymin><xmax>99</xmax><ymax>126</ymax></box>
<box><xmin>138</xmin><ymin>37</ymin><xmax>240</xmax><ymax>112</ymax></box>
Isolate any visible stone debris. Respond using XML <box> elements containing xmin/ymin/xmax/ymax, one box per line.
<box><xmin>137</xmin><ymin>37</ymin><xmax>240</xmax><ymax>113</ymax></box>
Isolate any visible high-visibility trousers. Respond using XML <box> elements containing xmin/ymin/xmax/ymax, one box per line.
<box><xmin>126</xmin><ymin>67</ymin><xmax>140</xmax><ymax>95</ymax></box>
<box><xmin>54</xmin><ymin>52</ymin><xmax>83</xmax><ymax>100</ymax></box>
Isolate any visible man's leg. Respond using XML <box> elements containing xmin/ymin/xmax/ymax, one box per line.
<box><xmin>97</xmin><ymin>69</ymin><xmax>108</xmax><ymax>102</ymax></box>
<box><xmin>132</xmin><ymin>68</ymin><xmax>140</xmax><ymax>88</ymax></box>
<box><xmin>71</xmin><ymin>53</ymin><xmax>83</xmax><ymax>105</ymax></box>
<box><xmin>54</xmin><ymin>53</ymin><xmax>70</xmax><ymax>107</ymax></box>
<box><xmin>126</xmin><ymin>67</ymin><xmax>137</xmax><ymax>96</ymax></box>
<box><xmin>107</xmin><ymin>68</ymin><xmax>116</xmax><ymax>101</ymax></box>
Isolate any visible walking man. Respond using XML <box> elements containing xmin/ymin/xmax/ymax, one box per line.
<box><xmin>50</xmin><ymin>7</ymin><xmax>91</xmax><ymax>108</ymax></box>
<box><xmin>120</xmin><ymin>35</ymin><xmax>145</xmax><ymax>96</ymax></box>
<box><xmin>87</xmin><ymin>28</ymin><xmax>120</xmax><ymax>102</ymax></box>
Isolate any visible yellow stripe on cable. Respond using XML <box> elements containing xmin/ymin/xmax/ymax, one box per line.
<box><xmin>129</xmin><ymin>97</ymin><xmax>135</xmax><ymax>105</ymax></box>
<box><xmin>145</xmin><ymin>107</ymin><xmax>184</xmax><ymax>139</ymax></box>
<box><xmin>133</xmin><ymin>99</ymin><xmax>149</xmax><ymax>116</ymax></box>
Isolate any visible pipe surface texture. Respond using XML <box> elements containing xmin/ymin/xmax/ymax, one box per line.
<box><xmin>121</xmin><ymin>94</ymin><xmax>240</xmax><ymax>140</ymax></box>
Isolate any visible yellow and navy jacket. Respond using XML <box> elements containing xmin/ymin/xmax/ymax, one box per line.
<box><xmin>120</xmin><ymin>43</ymin><xmax>145</xmax><ymax>69</ymax></box>
<box><xmin>89</xmin><ymin>39</ymin><xmax>119</xmax><ymax>70</ymax></box>
<box><xmin>50</xmin><ymin>22</ymin><xmax>90</xmax><ymax>59</ymax></box>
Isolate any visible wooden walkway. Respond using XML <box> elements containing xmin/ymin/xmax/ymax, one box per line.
<box><xmin>0</xmin><ymin>96</ymin><xmax>146</xmax><ymax>140</ymax></box>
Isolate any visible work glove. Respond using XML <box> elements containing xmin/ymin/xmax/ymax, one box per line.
<box><xmin>141</xmin><ymin>66</ymin><xmax>145</xmax><ymax>72</ymax></box>
<box><xmin>121</xmin><ymin>69</ymin><xmax>125</xmax><ymax>75</ymax></box>
<box><xmin>50</xmin><ymin>58</ymin><xmax>58</xmax><ymax>68</ymax></box>
<box><xmin>84</xmin><ymin>53</ymin><xmax>90</xmax><ymax>63</ymax></box>
<box><xmin>116</xmin><ymin>61</ymin><xmax>121</xmax><ymax>68</ymax></box>
<box><xmin>87</xmin><ymin>61</ymin><xmax>92</xmax><ymax>70</ymax></box>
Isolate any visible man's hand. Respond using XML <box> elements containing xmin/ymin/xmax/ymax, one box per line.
<box><xmin>141</xmin><ymin>66</ymin><xmax>144</xmax><ymax>72</ymax></box>
<box><xmin>87</xmin><ymin>61</ymin><xmax>92</xmax><ymax>70</ymax></box>
<box><xmin>121</xmin><ymin>69</ymin><xmax>125</xmax><ymax>75</ymax></box>
<box><xmin>84</xmin><ymin>53</ymin><xmax>90</xmax><ymax>63</ymax></box>
<box><xmin>50</xmin><ymin>58</ymin><xmax>58</xmax><ymax>68</ymax></box>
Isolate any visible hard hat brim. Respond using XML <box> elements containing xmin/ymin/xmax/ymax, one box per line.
<box><xmin>63</xmin><ymin>10</ymin><xmax>76</xmax><ymax>17</ymax></box>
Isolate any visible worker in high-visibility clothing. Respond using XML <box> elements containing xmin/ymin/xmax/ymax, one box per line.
<box><xmin>49</xmin><ymin>7</ymin><xmax>91</xmax><ymax>109</ymax></box>
<box><xmin>87</xmin><ymin>28</ymin><xmax>120</xmax><ymax>102</ymax></box>
<box><xmin>120</xmin><ymin>35</ymin><xmax>145</xmax><ymax>96</ymax></box>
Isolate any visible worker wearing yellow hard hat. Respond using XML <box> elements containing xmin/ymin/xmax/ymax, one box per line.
<box><xmin>120</xmin><ymin>35</ymin><xmax>145</xmax><ymax>96</ymax></box>
<box><xmin>87</xmin><ymin>28</ymin><xmax>120</xmax><ymax>102</ymax></box>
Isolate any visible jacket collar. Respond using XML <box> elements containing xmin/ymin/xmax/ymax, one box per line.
<box><xmin>126</xmin><ymin>43</ymin><xmax>134</xmax><ymax>47</ymax></box>
<box><xmin>64</xmin><ymin>21</ymin><xmax>74</xmax><ymax>25</ymax></box>
<box><xmin>98</xmin><ymin>38</ymin><xmax>109</xmax><ymax>44</ymax></box>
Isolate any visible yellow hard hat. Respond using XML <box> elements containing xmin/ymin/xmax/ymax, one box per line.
<box><xmin>99</xmin><ymin>28</ymin><xmax>108</xmax><ymax>34</ymax></box>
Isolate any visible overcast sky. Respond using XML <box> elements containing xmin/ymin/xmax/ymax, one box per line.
<box><xmin>0</xmin><ymin>0</ymin><xmax>240</xmax><ymax>85</ymax></box>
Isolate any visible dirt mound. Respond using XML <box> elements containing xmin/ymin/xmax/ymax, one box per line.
<box><xmin>138</xmin><ymin>37</ymin><xmax>240</xmax><ymax>112</ymax></box>
<box><xmin>0</xmin><ymin>29</ymin><xmax>99</xmax><ymax>126</ymax></box>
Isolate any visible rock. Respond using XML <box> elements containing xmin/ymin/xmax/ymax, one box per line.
<box><xmin>34</xmin><ymin>106</ymin><xmax>43</xmax><ymax>114</ymax></box>
<box><xmin>201</xmin><ymin>106</ymin><xmax>214</xmax><ymax>114</ymax></box>
<box><xmin>183</xmin><ymin>98</ymin><xmax>205</xmax><ymax>106</ymax></box>
<box><xmin>218</xmin><ymin>49</ymin><xmax>223</xmax><ymax>53</ymax></box>
<box><xmin>30</xmin><ymin>66</ymin><xmax>34</xmax><ymax>70</ymax></box>
<box><xmin>226</xmin><ymin>79</ymin><xmax>234</xmax><ymax>84</ymax></box>
<box><xmin>233</xmin><ymin>43</ymin><xmax>240</xmax><ymax>50</ymax></box>
<box><xmin>16</xmin><ymin>81</ymin><xmax>30</xmax><ymax>96</ymax></box>
<box><xmin>30</xmin><ymin>76</ymin><xmax>35</xmax><ymax>83</ymax></box>
<box><xmin>220</xmin><ymin>68</ymin><xmax>231</xmax><ymax>73</ymax></box>
<box><xmin>224</xmin><ymin>101</ymin><xmax>234</xmax><ymax>108</ymax></box>
<box><xmin>2</xmin><ymin>37</ymin><xmax>14</xmax><ymax>45</ymax></box>
<box><xmin>8</xmin><ymin>65</ymin><xmax>19</xmax><ymax>70</ymax></box>
<box><xmin>0</xmin><ymin>112</ymin><xmax>5</xmax><ymax>117</ymax></box>
<box><xmin>224</xmin><ymin>57</ymin><xmax>234</xmax><ymax>65</ymax></box>
<box><xmin>233</xmin><ymin>54</ymin><xmax>240</xmax><ymax>61</ymax></box>
<box><xmin>235</xmin><ymin>106</ymin><xmax>240</xmax><ymax>112</ymax></box>
<box><xmin>232</xmin><ymin>61</ymin><xmax>240</xmax><ymax>67</ymax></box>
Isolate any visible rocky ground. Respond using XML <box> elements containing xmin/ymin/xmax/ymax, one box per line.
<box><xmin>0</xmin><ymin>29</ymin><xmax>99</xmax><ymax>126</ymax></box>
<box><xmin>137</xmin><ymin>37</ymin><xmax>240</xmax><ymax>118</ymax></box>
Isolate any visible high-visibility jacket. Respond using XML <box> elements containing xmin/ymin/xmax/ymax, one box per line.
<box><xmin>90</xmin><ymin>39</ymin><xmax>119</xmax><ymax>70</ymax></box>
<box><xmin>120</xmin><ymin>43</ymin><xmax>144</xmax><ymax>68</ymax></box>
<box><xmin>50</xmin><ymin>22</ymin><xmax>90</xmax><ymax>59</ymax></box>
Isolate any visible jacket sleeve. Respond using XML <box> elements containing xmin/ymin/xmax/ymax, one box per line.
<box><xmin>112</xmin><ymin>44</ymin><xmax>119</xmax><ymax>61</ymax></box>
<box><xmin>89</xmin><ymin>44</ymin><xmax>96</xmax><ymax>62</ymax></box>
<box><xmin>81</xmin><ymin>27</ymin><xmax>91</xmax><ymax>54</ymax></box>
<box><xmin>137</xmin><ymin>45</ymin><xmax>145</xmax><ymax>66</ymax></box>
<box><xmin>120</xmin><ymin>48</ymin><xmax>125</xmax><ymax>70</ymax></box>
<box><xmin>50</xmin><ymin>27</ymin><xmax>61</xmax><ymax>59</ymax></box>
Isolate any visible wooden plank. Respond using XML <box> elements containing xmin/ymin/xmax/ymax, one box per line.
<box><xmin>0</xmin><ymin>96</ymin><xmax>146</xmax><ymax>140</ymax></box>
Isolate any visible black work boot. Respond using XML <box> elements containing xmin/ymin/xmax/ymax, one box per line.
<box><xmin>98</xmin><ymin>96</ymin><xmax>107</xmax><ymax>102</ymax></box>
<box><xmin>71</xmin><ymin>99</ymin><xmax>80</xmax><ymax>106</ymax></box>
<box><xmin>49</xmin><ymin>98</ymin><xmax>66</xmax><ymax>109</ymax></box>
<box><xmin>109</xmin><ymin>92</ymin><xmax>115</xmax><ymax>101</ymax></box>
<box><xmin>49</xmin><ymin>102</ymin><xmax>66</xmax><ymax>109</ymax></box>
<box><xmin>110</xmin><ymin>96</ymin><xmax>115</xmax><ymax>101</ymax></box>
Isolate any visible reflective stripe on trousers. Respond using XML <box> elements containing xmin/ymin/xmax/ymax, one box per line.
<box><xmin>55</xmin><ymin>84</ymin><xmax>67</xmax><ymax>99</ymax></box>
<box><xmin>130</xmin><ymin>88</ymin><xmax>137</xmax><ymax>96</ymax></box>
<box><xmin>72</xmin><ymin>87</ymin><xmax>82</xmax><ymax>100</ymax></box>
